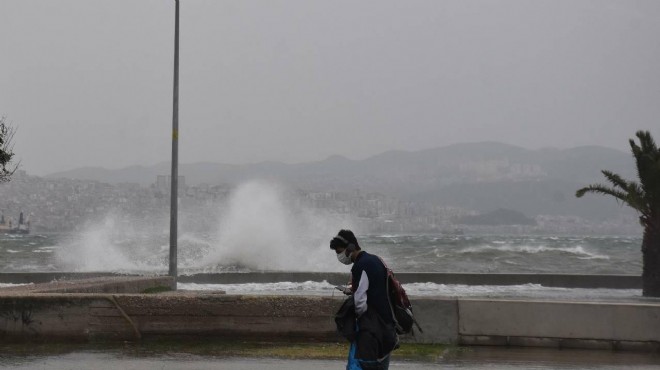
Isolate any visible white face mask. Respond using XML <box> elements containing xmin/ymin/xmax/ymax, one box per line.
<box><xmin>337</xmin><ymin>251</ymin><xmax>352</xmax><ymax>265</ymax></box>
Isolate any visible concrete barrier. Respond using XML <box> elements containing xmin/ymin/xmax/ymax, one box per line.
<box><xmin>457</xmin><ymin>299</ymin><xmax>660</xmax><ymax>351</ymax></box>
<box><xmin>2</xmin><ymin>275</ymin><xmax>660</xmax><ymax>351</ymax></box>
<box><xmin>0</xmin><ymin>293</ymin><xmax>343</xmax><ymax>342</ymax></box>
<box><xmin>403</xmin><ymin>298</ymin><xmax>457</xmax><ymax>344</ymax></box>
<box><xmin>1</xmin><ymin>276</ymin><xmax>175</xmax><ymax>295</ymax></box>
<box><xmin>2</xmin><ymin>288</ymin><xmax>660</xmax><ymax>351</ymax></box>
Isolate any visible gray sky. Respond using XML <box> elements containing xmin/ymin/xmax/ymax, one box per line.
<box><xmin>1</xmin><ymin>0</ymin><xmax>659</xmax><ymax>176</ymax></box>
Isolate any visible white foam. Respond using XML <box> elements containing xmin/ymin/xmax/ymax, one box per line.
<box><xmin>177</xmin><ymin>281</ymin><xmax>643</xmax><ymax>300</ymax></box>
<box><xmin>202</xmin><ymin>181</ymin><xmax>352</xmax><ymax>272</ymax></box>
<box><xmin>0</xmin><ymin>283</ymin><xmax>29</xmax><ymax>288</ymax></box>
<box><xmin>401</xmin><ymin>283</ymin><xmax>638</xmax><ymax>299</ymax></box>
<box><xmin>459</xmin><ymin>245</ymin><xmax>610</xmax><ymax>260</ymax></box>
<box><xmin>51</xmin><ymin>181</ymin><xmax>354</xmax><ymax>273</ymax></box>
<box><xmin>179</xmin><ymin>280</ymin><xmax>337</xmax><ymax>295</ymax></box>
<box><xmin>53</xmin><ymin>213</ymin><xmax>166</xmax><ymax>273</ymax></box>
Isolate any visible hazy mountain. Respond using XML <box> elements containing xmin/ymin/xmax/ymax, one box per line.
<box><xmin>46</xmin><ymin>142</ymin><xmax>636</xmax><ymax>219</ymax></box>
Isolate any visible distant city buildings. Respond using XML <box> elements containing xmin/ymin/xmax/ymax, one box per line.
<box><xmin>155</xmin><ymin>175</ymin><xmax>186</xmax><ymax>193</ymax></box>
<box><xmin>0</xmin><ymin>171</ymin><xmax>641</xmax><ymax>235</ymax></box>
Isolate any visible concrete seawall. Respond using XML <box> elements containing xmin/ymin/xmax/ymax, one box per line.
<box><xmin>2</xmin><ymin>275</ymin><xmax>658</xmax><ymax>351</ymax></box>
<box><xmin>0</xmin><ymin>294</ymin><xmax>339</xmax><ymax>342</ymax></box>
<box><xmin>456</xmin><ymin>299</ymin><xmax>660</xmax><ymax>351</ymax></box>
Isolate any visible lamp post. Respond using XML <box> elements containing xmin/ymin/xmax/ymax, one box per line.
<box><xmin>169</xmin><ymin>0</ymin><xmax>180</xmax><ymax>282</ymax></box>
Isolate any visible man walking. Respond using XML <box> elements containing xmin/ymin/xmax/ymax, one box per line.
<box><xmin>331</xmin><ymin>229</ymin><xmax>398</xmax><ymax>370</ymax></box>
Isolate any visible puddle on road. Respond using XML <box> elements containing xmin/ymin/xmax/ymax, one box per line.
<box><xmin>0</xmin><ymin>343</ymin><xmax>659</xmax><ymax>369</ymax></box>
<box><xmin>441</xmin><ymin>346</ymin><xmax>660</xmax><ymax>369</ymax></box>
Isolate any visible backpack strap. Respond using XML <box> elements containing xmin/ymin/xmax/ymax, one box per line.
<box><xmin>377</xmin><ymin>256</ymin><xmax>405</xmax><ymax>333</ymax></box>
<box><xmin>377</xmin><ymin>256</ymin><xmax>423</xmax><ymax>335</ymax></box>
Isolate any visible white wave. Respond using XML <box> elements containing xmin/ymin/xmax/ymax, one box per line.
<box><xmin>3</xmin><ymin>262</ymin><xmax>58</xmax><ymax>272</ymax></box>
<box><xmin>202</xmin><ymin>181</ymin><xmax>353</xmax><ymax>272</ymax></box>
<box><xmin>177</xmin><ymin>281</ymin><xmax>643</xmax><ymax>300</ymax></box>
<box><xmin>53</xmin><ymin>213</ymin><xmax>167</xmax><ymax>272</ymax></box>
<box><xmin>6</xmin><ymin>249</ymin><xmax>20</xmax><ymax>253</ymax></box>
<box><xmin>459</xmin><ymin>244</ymin><xmax>609</xmax><ymax>259</ymax></box>
<box><xmin>403</xmin><ymin>283</ymin><xmax>641</xmax><ymax>300</ymax></box>
<box><xmin>55</xmin><ymin>215</ymin><xmax>137</xmax><ymax>271</ymax></box>
<box><xmin>179</xmin><ymin>280</ymin><xmax>336</xmax><ymax>295</ymax></box>
<box><xmin>405</xmin><ymin>248</ymin><xmax>440</xmax><ymax>260</ymax></box>
<box><xmin>0</xmin><ymin>283</ymin><xmax>30</xmax><ymax>288</ymax></box>
<box><xmin>49</xmin><ymin>181</ymin><xmax>357</xmax><ymax>273</ymax></box>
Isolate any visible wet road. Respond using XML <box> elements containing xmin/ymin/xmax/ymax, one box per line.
<box><xmin>1</xmin><ymin>347</ymin><xmax>660</xmax><ymax>370</ymax></box>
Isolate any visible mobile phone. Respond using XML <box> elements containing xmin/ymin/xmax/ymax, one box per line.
<box><xmin>335</xmin><ymin>285</ymin><xmax>348</xmax><ymax>292</ymax></box>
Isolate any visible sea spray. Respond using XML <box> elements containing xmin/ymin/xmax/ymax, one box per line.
<box><xmin>42</xmin><ymin>185</ymin><xmax>641</xmax><ymax>274</ymax></box>
<box><xmin>204</xmin><ymin>181</ymin><xmax>355</xmax><ymax>272</ymax></box>
<box><xmin>53</xmin><ymin>181</ymin><xmax>356</xmax><ymax>272</ymax></box>
<box><xmin>55</xmin><ymin>215</ymin><xmax>139</xmax><ymax>271</ymax></box>
<box><xmin>54</xmin><ymin>212</ymin><xmax>169</xmax><ymax>272</ymax></box>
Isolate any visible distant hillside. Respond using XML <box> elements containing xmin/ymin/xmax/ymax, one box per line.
<box><xmin>46</xmin><ymin>142</ymin><xmax>636</xmax><ymax>220</ymax></box>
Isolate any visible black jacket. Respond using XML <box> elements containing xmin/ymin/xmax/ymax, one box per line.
<box><xmin>351</xmin><ymin>252</ymin><xmax>394</xmax><ymax>325</ymax></box>
<box><xmin>335</xmin><ymin>294</ymin><xmax>398</xmax><ymax>366</ymax></box>
<box><xmin>335</xmin><ymin>295</ymin><xmax>357</xmax><ymax>342</ymax></box>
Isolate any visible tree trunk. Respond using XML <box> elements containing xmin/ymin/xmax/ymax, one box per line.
<box><xmin>642</xmin><ymin>220</ymin><xmax>660</xmax><ymax>297</ymax></box>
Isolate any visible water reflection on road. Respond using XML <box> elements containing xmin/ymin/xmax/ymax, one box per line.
<box><xmin>447</xmin><ymin>347</ymin><xmax>660</xmax><ymax>369</ymax></box>
<box><xmin>1</xmin><ymin>346</ymin><xmax>659</xmax><ymax>369</ymax></box>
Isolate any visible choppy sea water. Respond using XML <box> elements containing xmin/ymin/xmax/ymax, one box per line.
<box><xmin>0</xmin><ymin>233</ymin><xmax>642</xmax><ymax>275</ymax></box>
<box><xmin>176</xmin><ymin>281</ymin><xmax>648</xmax><ymax>301</ymax></box>
<box><xmin>0</xmin><ymin>233</ymin><xmax>646</xmax><ymax>299</ymax></box>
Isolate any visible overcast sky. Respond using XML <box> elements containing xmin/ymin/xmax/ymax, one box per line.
<box><xmin>1</xmin><ymin>0</ymin><xmax>659</xmax><ymax>176</ymax></box>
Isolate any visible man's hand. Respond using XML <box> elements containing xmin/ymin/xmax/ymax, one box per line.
<box><xmin>335</xmin><ymin>285</ymin><xmax>352</xmax><ymax>295</ymax></box>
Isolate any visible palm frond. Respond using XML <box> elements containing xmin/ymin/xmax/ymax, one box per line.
<box><xmin>630</xmin><ymin>131</ymin><xmax>660</xmax><ymax>205</ymax></box>
<box><xmin>576</xmin><ymin>184</ymin><xmax>626</xmax><ymax>201</ymax></box>
<box><xmin>576</xmin><ymin>183</ymin><xmax>651</xmax><ymax>217</ymax></box>
<box><xmin>636</xmin><ymin>130</ymin><xmax>658</xmax><ymax>154</ymax></box>
<box><xmin>624</xmin><ymin>182</ymin><xmax>651</xmax><ymax>216</ymax></box>
<box><xmin>601</xmin><ymin>170</ymin><xmax>629</xmax><ymax>190</ymax></box>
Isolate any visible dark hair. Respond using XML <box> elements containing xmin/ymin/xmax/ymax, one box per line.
<box><xmin>329</xmin><ymin>229</ymin><xmax>361</xmax><ymax>251</ymax></box>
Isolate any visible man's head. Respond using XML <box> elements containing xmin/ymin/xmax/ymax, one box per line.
<box><xmin>330</xmin><ymin>229</ymin><xmax>361</xmax><ymax>265</ymax></box>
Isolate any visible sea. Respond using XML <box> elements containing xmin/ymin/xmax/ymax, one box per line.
<box><xmin>1</xmin><ymin>232</ymin><xmax>659</xmax><ymax>368</ymax></box>
<box><xmin>0</xmin><ymin>232</ymin><xmax>646</xmax><ymax>299</ymax></box>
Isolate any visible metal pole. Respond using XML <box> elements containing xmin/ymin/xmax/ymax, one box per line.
<box><xmin>169</xmin><ymin>0</ymin><xmax>180</xmax><ymax>281</ymax></box>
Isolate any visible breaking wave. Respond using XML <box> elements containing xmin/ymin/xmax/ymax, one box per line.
<box><xmin>458</xmin><ymin>245</ymin><xmax>610</xmax><ymax>260</ymax></box>
<box><xmin>53</xmin><ymin>180</ymin><xmax>354</xmax><ymax>273</ymax></box>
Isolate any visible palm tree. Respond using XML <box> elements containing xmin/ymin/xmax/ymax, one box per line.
<box><xmin>0</xmin><ymin>117</ymin><xmax>17</xmax><ymax>182</ymax></box>
<box><xmin>576</xmin><ymin>130</ymin><xmax>660</xmax><ymax>297</ymax></box>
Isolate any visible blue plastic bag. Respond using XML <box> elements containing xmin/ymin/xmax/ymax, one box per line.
<box><xmin>346</xmin><ymin>342</ymin><xmax>362</xmax><ymax>370</ymax></box>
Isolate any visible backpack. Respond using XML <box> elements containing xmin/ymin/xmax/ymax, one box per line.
<box><xmin>380</xmin><ymin>259</ymin><xmax>423</xmax><ymax>335</ymax></box>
